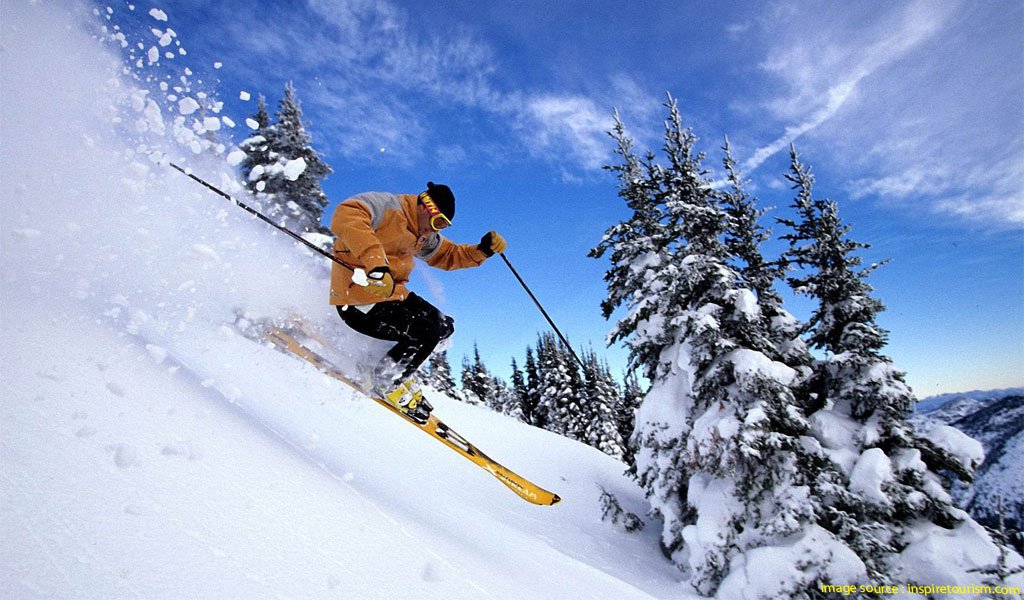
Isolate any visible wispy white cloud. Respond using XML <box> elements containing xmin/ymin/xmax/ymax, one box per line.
<box><xmin>850</xmin><ymin>152</ymin><xmax>1024</xmax><ymax>227</ymax></box>
<box><xmin>202</xmin><ymin>0</ymin><xmax>626</xmax><ymax>172</ymax></box>
<box><xmin>743</xmin><ymin>0</ymin><xmax>956</xmax><ymax>173</ymax></box>
<box><xmin>739</xmin><ymin>0</ymin><xmax>1022</xmax><ymax>228</ymax></box>
<box><xmin>520</xmin><ymin>95</ymin><xmax>612</xmax><ymax>171</ymax></box>
<box><xmin>514</xmin><ymin>73</ymin><xmax>673</xmax><ymax>177</ymax></box>
<box><xmin>741</xmin><ymin>75</ymin><xmax>860</xmax><ymax>173</ymax></box>
<box><xmin>188</xmin><ymin>0</ymin><xmax>502</xmax><ymax>163</ymax></box>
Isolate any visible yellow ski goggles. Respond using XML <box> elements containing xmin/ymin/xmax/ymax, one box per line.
<box><xmin>418</xmin><ymin>192</ymin><xmax>452</xmax><ymax>231</ymax></box>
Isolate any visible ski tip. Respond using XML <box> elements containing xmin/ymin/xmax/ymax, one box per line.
<box><xmin>550</xmin><ymin>494</ymin><xmax>562</xmax><ymax>506</ymax></box>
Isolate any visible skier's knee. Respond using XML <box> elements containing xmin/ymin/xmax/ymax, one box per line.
<box><xmin>440</xmin><ymin>315</ymin><xmax>455</xmax><ymax>341</ymax></box>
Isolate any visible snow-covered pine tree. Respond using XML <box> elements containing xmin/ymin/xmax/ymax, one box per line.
<box><xmin>459</xmin><ymin>344</ymin><xmax>492</xmax><ymax>407</ymax></box>
<box><xmin>424</xmin><ymin>350</ymin><xmax>461</xmax><ymax>401</ymax></box>
<box><xmin>619</xmin><ymin>369</ymin><xmax>644</xmax><ymax>468</ymax></box>
<box><xmin>262</xmin><ymin>83</ymin><xmax>332</xmax><ymax>237</ymax></box>
<box><xmin>589</xmin><ymin>110</ymin><xmax>677</xmax><ymax>381</ymax></box>
<box><xmin>523</xmin><ymin>348</ymin><xmax>544</xmax><ymax>427</ymax></box>
<box><xmin>779</xmin><ymin>145</ymin><xmax>1021</xmax><ymax>586</ymax></box>
<box><xmin>718</xmin><ymin>137</ymin><xmax>775</xmax><ymax>304</ymax></box>
<box><xmin>595</xmin><ymin>97</ymin><xmax>864</xmax><ymax>598</ymax></box>
<box><xmin>535</xmin><ymin>332</ymin><xmax>587</xmax><ymax>439</ymax></box>
<box><xmin>238</xmin><ymin>94</ymin><xmax>273</xmax><ymax>196</ymax></box>
<box><xmin>509</xmin><ymin>358</ymin><xmax>530</xmax><ymax>423</ymax></box>
<box><xmin>719</xmin><ymin>139</ymin><xmax>811</xmax><ymax>371</ymax></box>
<box><xmin>490</xmin><ymin>376</ymin><xmax>523</xmax><ymax>420</ymax></box>
<box><xmin>581</xmin><ymin>349</ymin><xmax>626</xmax><ymax>459</ymax></box>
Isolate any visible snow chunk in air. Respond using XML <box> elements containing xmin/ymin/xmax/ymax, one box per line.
<box><xmin>152</xmin><ymin>28</ymin><xmax>175</xmax><ymax>47</ymax></box>
<box><xmin>145</xmin><ymin>344</ymin><xmax>168</xmax><ymax>364</ymax></box>
<box><xmin>283</xmin><ymin>157</ymin><xmax>306</xmax><ymax>181</ymax></box>
<box><xmin>178</xmin><ymin>97</ymin><xmax>200</xmax><ymax>115</ymax></box>
<box><xmin>226</xmin><ymin>149</ymin><xmax>247</xmax><ymax>166</ymax></box>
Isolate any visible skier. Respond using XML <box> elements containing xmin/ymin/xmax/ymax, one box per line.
<box><xmin>329</xmin><ymin>182</ymin><xmax>506</xmax><ymax>418</ymax></box>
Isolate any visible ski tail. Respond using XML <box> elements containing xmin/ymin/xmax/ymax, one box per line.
<box><xmin>260</xmin><ymin>325</ymin><xmax>561</xmax><ymax>506</ymax></box>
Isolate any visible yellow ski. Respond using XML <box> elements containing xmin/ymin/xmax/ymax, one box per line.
<box><xmin>261</xmin><ymin>326</ymin><xmax>561</xmax><ymax>506</ymax></box>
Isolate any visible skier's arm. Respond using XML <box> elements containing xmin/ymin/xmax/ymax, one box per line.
<box><xmin>418</xmin><ymin>231</ymin><xmax>506</xmax><ymax>270</ymax></box>
<box><xmin>419</xmin><ymin>234</ymin><xmax>488</xmax><ymax>270</ymax></box>
<box><xmin>331</xmin><ymin>199</ymin><xmax>389</xmax><ymax>272</ymax></box>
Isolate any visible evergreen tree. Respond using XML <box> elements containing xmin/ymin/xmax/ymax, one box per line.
<box><xmin>238</xmin><ymin>94</ymin><xmax>273</xmax><ymax>196</ymax></box>
<box><xmin>779</xmin><ymin>146</ymin><xmax>1008</xmax><ymax>584</ymax></box>
<box><xmin>509</xmin><ymin>358</ymin><xmax>530</xmax><ymax>423</ymax></box>
<box><xmin>490</xmin><ymin>376</ymin><xmax>523</xmax><ymax>420</ymax></box>
<box><xmin>596</xmin><ymin>98</ymin><xmax>858</xmax><ymax>598</ymax></box>
<box><xmin>718</xmin><ymin>137</ymin><xmax>778</xmax><ymax>306</ymax></box>
<box><xmin>719</xmin><ymin>138</ymin><xmax>814</xmax><ymax>394</ymax></box>
<box><xmin>618</xmin><ymin>369</ymin><xmax>644</xmax><ymax>469</ymax></box>
<box><xmin>581</xmin><ymin>350</ymin><xmax>626</xmax><ymax>459</ymax></box>
<box><xmin>238</xmin><ymin>84</ymin><xmax>332</xmax><ymax>237</ymax></box>
<box><xmin>535</xmin><ymin>333</ymin><xmax>586</xmax><ymax>439</ymax></box>
<box><xmin>460</xmin><ymin>344</ymin><xmax>492</xmax><ymax>406</ymax></box>
<box><xmin>589</xmin><ymin>110</ymin><xmax>677</xmax><ymax>381</ymax></box>
<box><xmin>424</xmin><ymin>350</ymin><xmax>461</xmax><ymax>401</ymax></box>
<box><xmin>266</xmin><ymin>82</ymin><xmax>329</xmax><ymax>235</ymax></box>
<box><xmin>523</xmin><ymin>348</ymin><xmax>544</xmax><ymax>427</ymax></box>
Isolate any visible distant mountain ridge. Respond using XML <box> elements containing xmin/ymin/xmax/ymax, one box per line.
<box><xmin>914</xmin><ymin>387</ymin><xmax>1024</xmax><ymax>414</ymax></box>
<box><xmin>913</xmin><ymin>389</ymin><xmax>1024</xmax><ymax>548</ymax></box>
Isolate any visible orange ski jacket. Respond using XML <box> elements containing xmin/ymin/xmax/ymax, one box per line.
<box><xmin>329</xmin><ymin>192</ymin><xmax>488</xmax><ymax>306</ymax></box>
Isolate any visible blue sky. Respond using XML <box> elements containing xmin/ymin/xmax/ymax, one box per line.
<box><xmin>102</xmin><ymin>0</ymin><xmax>1022</xmax><ymax>396</ymax></box>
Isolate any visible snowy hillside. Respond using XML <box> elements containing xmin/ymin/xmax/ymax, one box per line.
<box><xmin>914</xmin><ymin>393</ymin><xmax>1024</xmax><ymax>542</ymax></box>
<box><xmin>1</xmin><ymin>4</ymin><xmax>690</xmax><ymax>599</ymax></box>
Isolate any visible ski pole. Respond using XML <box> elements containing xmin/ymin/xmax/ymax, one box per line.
<box><xmin>167</xmin><ymin>162</ymin><xmax>355</xmax><ymax>272</ymax></box>
<box><xmin>498</xmin><ymin>252</ymin><xmax>586</xmax><ymax>370</ymax></box>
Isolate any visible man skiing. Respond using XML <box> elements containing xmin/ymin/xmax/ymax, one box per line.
<box><xmin>329</xmin><ymin>182</ymin><xmax>506</xmax><ymax>419</ymax></box>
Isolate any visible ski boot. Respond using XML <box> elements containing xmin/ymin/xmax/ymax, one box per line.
<box><xmin>377</xmin><ymin>378</ymin><xmax>432</xmax><ymax>424</ymax></box>
<box><xmin>400</xmin><ymin>378</ymin><xmax>433</xmax><ymax>421</ymax></box>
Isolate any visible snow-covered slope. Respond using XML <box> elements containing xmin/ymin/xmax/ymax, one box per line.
<box><xmin>3</xmin><ymin>295</ymin><xmax>685</xmax><ymax>599</ymax></box>
<box><xmin>915</xmin><ymin>393</ymin><xmax>1024</xmax><ymax>540</ymax></box>
<box><xmin>1</xmin><ymin>4</ymin><xmax>689</xmax><ymax>598</ymax></box>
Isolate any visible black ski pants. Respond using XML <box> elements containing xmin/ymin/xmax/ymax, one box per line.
<box><xmin>336</xmin><ymin>292</ymin><xmax>454</xmax><ymax>388</ymax></box>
